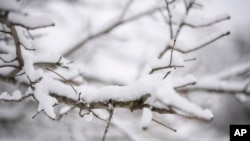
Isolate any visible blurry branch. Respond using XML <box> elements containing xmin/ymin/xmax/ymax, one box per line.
<box><xmin>118</xmin><ymin>0</ymin><xmax>134</xmax><ymax>21</ymax></box>
<box><xmin>0</xmin><ymin>57</ymin><xmax>17</xmax><ymax>63</ymax></box>
<box><xmin>174</xmin><ymin>81</ymin><xmax>196</xmax><ymax>89</ymax></box>
<box><xmin>178</xmin><ymin>63</ymin><xmax>250</xmax><ymax>95</ymax></box>
<box><xmin>11</xmin><ymin>22</ymin><xmax>55</xmax><ymax>30</ymax></box>
<box><xmin>2</xmin><ymin>13</ymin><xmax>24</xmax><ymax>77</ymax></box>
<box><xmin>63</xmin><ymin>6</ymin><xmax>167</xmax><ymax>57</ymax></box>
<box><xmin>212</xmin><ymin>62</ymin><xmax>250</xmax><ymax>79</ymax></box>
<box><xmin>179</xmin><ymin>81</ymin><xmax>250</xmax><ymax>95</ymax></box>
<box><xmin>0</xmin><ymin>93</ymin><xmax>32</xmax><ymax>102</ymax></box>
<box><xmin>0</xmin><ymin>30</ymin><xmax>11</xmax><ymax>34</ymax></box>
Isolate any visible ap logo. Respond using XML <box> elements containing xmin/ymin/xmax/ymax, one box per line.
<box><xmin>230</xmin><ymin>125</ymin><xmax>249</xmax><ymax>141</ymax></box>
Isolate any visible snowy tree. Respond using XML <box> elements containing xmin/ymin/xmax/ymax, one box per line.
<box><xmin>0</xmin><ymin>0</ymin><xmax>249</xmax><ymax>141</ymax></box>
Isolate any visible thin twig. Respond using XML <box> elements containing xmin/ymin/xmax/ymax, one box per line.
<box><xmin>150</xmin><ymin>65</ymin><xmax>184</xmax><ymax>74</ymax></box>
<box><xmin>0</xmin><ymin>64</ymin><xmax>21</xmax><ymax>68</ymax></box>
<box><xmin>0</xmin><ymin>30</ymin><xmax>11</xmax><ymax>34</ymax></box>
<box><xmin>152</xmin><ymin>118</ymin><xmax>177</xmax><ymax>132</ymax></box>
<box><xmin>118</xmin><ymin>0</ymin><xmax>134</xmax><ymax>21</ymax></box>
<box><xmin>184</xmin><ymin>58</ymin><xmax>196</xmax><ymax>62</ymax></box>
<box><xmin>163</xmin><ymin>71</ymin><xmax>171</xmax><ymax>79</ymax></box>
<box><xmin>46</xmin><ymin>68</ymin><xmax>78</xmax><ymax>95</ymax></box>
<box><xmin>165</xmin><ymin>0</ymin><xmax>174</xmax><ymax>39</ymax></box>
<box><xmin>174</xmin><ymin>31</ymin><xmax>230</xmax><ymax>54</ymax></box>
<box><xmin>12</xmin><ymin>23</ymin><xmax>55</xmax><ymax>30</ymax></box>
<box><xmin>102</xmin><ymin>104</ymin><xmax>114</xmax><ymax>141</ymax></box>
<box><xmin>0</xmin><ymin>57</ymin><xmax>17</xmax><ymax>63</ymax></box>
<box><xmin>184</xmin><ymin>16</ymin><xmax>230</xmax><ymax>28</ymax></box>
<box><xmin>174</xmin><ymin>0</ymin><xmax>195</xmax><ymax>39</ymax></box>
<box><xmin>169</xmin><ymin>39</ymin><xmax>176</xmax><ymax>66</ymax></box>
<box><xmin>174</xmin><ymin>82</ymin><xmax>196</xmax><ymax>89</ymax></box>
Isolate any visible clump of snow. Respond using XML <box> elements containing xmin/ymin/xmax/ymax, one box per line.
<box><xmin>16</xmin><ymin>26</ymin><xmax>32</xmax><ymax>49</ymax></box>
<box><xmin>235</xmin><ymin>93</ymin><xmax>248</xmax><ymax>103</ymax></box>
<box><xmin>0</xmin><ymin>90</ymin><xmax>22</xmax><ymax>101</ymax></box>
<box><xmin>140</xmin><ymin>107</ymin><xmax>153</xmax><ymax>129</ymax></box>
<box><xmin>59</xmin><ymin>106</ymin><xmax>72</xmax><ymax>115</ymax></box>
<box><xmin>35</xmin><ymin>88</ymin><xmax>58</xmax><ymax>119</ymax></box>
<box><xmin>154</xmin><ymin>80</ymin><xmax>214</xmax><ymax>120</ymax></box>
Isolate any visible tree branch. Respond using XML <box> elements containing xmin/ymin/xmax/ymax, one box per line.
<box><xmin>63</xmin><ymin>6</ymin><xmax>166</xmax><ymax>57</ymax></box>
<box><xmin>173</xmin><ymin>31</ymin><xmax>230</xmax><ymax>53</ymax></box>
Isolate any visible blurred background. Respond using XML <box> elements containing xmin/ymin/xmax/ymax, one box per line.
<box><xmin>1</xmin><ymin>0</ymin><xmax>250</xmax><ymax>141</ymax></box>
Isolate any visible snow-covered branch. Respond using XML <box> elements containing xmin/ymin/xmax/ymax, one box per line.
<box><xmin>0</xmin><ymin>0</ymin><xmax>233</xmax><ymax>140</ymax></box>
<box><xmin>178</xmin><ymin>63</ymin><xmax>250</xmax><ymax>95</ymax></box>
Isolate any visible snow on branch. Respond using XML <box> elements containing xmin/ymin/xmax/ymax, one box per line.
<box><xmin>179</xmin><ymin>63</ymin><xmax>250</xmax><ymax>95</ymax></box>
<box><xmin>0</xmin><ymin>1</ymin><xmax>233</xmax><ymax>140</ymax></box>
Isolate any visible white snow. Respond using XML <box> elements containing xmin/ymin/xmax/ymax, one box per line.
<box><xmin>35</xmin><ymin>88</ymin><xmax>58</xmax><ymax>119</ymax></box>
<box><xmin>59</xmin><ymin>106</ymin><xmax>72</xmax><ymax>115</ymax></box>
<box><xmin>140</xmin><ymin>107</ymin><xmax>153</xmax><ymax>128</ymax></box>
<box><xmin>0</xmin><ymin>90</ymin><xmax>22</xmax><ymax>101</ymax></box>
<box><xmin>83</xmin><ymin>112</ymin><xmax>93</xmax><ymax>122</ymax></box>
<box><xmin>16</xmin><ymin>27</ymin><xmax>32</xmax><ymax>49</ymax></box>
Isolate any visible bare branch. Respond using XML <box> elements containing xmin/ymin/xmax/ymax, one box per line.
<box><xmin>63</xmin><ymin>6</ymin><xmax>166</xmax><ymax>57</ymax></box>
<box><xmin>152</xmin><ymin>118</ymin><xmax>177</xmax><ymax>132</ymax></box>
<box><xmin>118</xmin><ymin>0</ymin><xmax>134</xmax><ymax>21</ymax></box>
<box><xmin>165</xmin><ymin>0</ymin><xmax>174</xmax><ymax>39</ymax></box>
<box><xmin>174</xmin><ymin>82</ymin><xmax>196</xmax><ymax>89</ymax></box>
<box><xmin>46</xmin><ymin>68</ymin><xmax>78</xmax><ymax>95</ymax></box>
<box><xmin>174</xmin><ymin>0</ymin><xmax>195</xmax><ymax>39</ymax></box>
<box><xmin>150</xmin><ymin>65</ymin><xmax>184</xmax><ymax>74</ymax></box>
<box><xmin>178</xmin><ymin>81</ymin><xmax>250</xmax><ymax>95</ymax></box>
<box><xmin>0</xmin><ymin>57</ymin><xmax>17</xmax><ymax>63</ymax></box>
<box><xmin>184</xmin><ymin>58</ymin><xmax>196</xmax><ymax>62</ymax></box>
<box><xmin>0</xmin><ymin>64</ymin><xmax>21</xmax><ymax>68</ymax></box>
<box><xmin>102</xmin><ymin>103</ymin><xmax>114</xmax><ymax>141</ymax></box>
<box><xmin>173</xmin><ymin>31</ymin><xmax>230</xmax><ymax>54</ymax></box>
<box><xmin>184</xmin><ymin>16</ymin><xmax>230</xmax><ymax>28</ymax></box>
<box><xmin>169</xmin><ymin>39</ymin><xmax>176</xmax><ymax>66</ymax></box>
<box><xmin>11</xmin><ymin>22</ymin><xmax>55</xmax><ymax>30</ymax></box>
<box><xmin>0</xmin><ymin>29</ymin><xmax>11</xmax><ymax>34</ymax></box>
